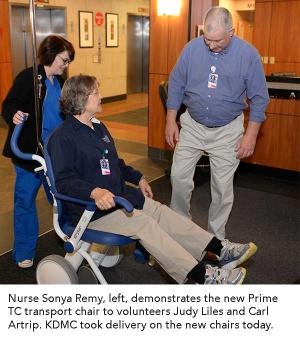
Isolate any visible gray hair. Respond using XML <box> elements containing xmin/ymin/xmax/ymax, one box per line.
<box><xmin>204</xmin><ymin>7</ymin><xmax>233</xmax><ymax>33</ymax></box>
<box><xmin>59</xmin><ymin>74</ymin><xmax>99</xmax><ymax>115</ymax></box>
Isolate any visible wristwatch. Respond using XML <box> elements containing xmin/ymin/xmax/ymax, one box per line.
<box><xmin>140</xmin><ymin>175</ymin><xmax>146</xmax><ymax>182</ymax></box>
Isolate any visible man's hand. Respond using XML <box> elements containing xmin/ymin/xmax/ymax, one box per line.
<box><xmin>165</xmin><ymin>109</ymin><xmax>179</xmax><ymax>148</ymax></box>
<box><xmin>139</xmin><ymin>178</ymin><xmax>153</xmax><ymax>199</ymax></box>
<box><xmin>235</xmin><ymin>121</ymin><xmax>261</xmax><ymax>159</ymax></box>
<box><xmin>90</xmin><ymin>188</ymin><xmax>115</xmax><ymax>210</ymax></box>
<box><xmin>235</xmin><ymin>134</ymin><xmax>257</xmax><ymax>159</ymax></box>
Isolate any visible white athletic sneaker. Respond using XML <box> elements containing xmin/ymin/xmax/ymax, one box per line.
<box><xmin>18</xmin><ymin>259</ymin><xmax>33</xmax><ymax>268</ymax></box>
<box><xmin>204</xmin><ymin>264</ymin><xmax>246</xmax><ymax>284</ymax></box>
<box><xmin>218</xmin><ymin>239</ymin><xmax>257</xmax><ymax>270</ymax></box>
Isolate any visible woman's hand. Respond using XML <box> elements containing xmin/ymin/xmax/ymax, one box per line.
<box><xmin>139</xmin><ymin>178</ymin><xmax>153</xmax><ymax>199</ymax></box>
<box><xmin>90</xmin><ymin>188</ymin><xmax>115</xmax><ymax>210</ymax></box>
<box><xmin>13</xmin><ymin>111</ymin><xmax>28</xmax><ymax>125</ymax></box>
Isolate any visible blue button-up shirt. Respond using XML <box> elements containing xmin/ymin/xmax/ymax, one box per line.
<box><xmin>167</xmin><ymin>35</ymin><xmax>269</xmax><ymax>127</ymax></box>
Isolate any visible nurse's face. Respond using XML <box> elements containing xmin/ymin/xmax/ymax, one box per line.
<box><xmin>51</xmin><ymin>50</ymin><xmax>72</xmax><ymax>75</ymax></box>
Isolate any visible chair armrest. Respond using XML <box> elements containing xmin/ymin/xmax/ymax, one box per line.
<box><xmin>55</xmin><ymin>193</ymin><xmax>134</xmax><ymax>213</ymax></box>
<box><xmin>60</xmin><ymin>195</ymin><xmax>134</xmax><ymax>253</ymax></box>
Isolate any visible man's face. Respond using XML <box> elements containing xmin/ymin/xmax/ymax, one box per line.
<box><xmin>204</xmin><ymin>26</ymin><xmax>234</xmax><ymax>53</ymax></box>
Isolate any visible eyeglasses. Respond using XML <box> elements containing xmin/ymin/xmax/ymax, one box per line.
<box><xmin>57</xmin><ymin>54</ymin><xmax>72</xmax><ymax>65</ymax></box>
<box><xmin>89</xmin><ymin>89</ymin><xmax>99</xmax><ymax>96</ymax></box>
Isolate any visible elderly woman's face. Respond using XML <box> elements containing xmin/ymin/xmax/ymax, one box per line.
<box><xmin>86</xmin><ymin>85</ymin><xmax>103</xmax><ymax>115</ymax></box>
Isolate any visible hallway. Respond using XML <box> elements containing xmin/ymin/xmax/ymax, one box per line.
<box><xmin>0</xmin><ymin>93</ymin><xmax>171</xmax><ymax>256</ymax></box>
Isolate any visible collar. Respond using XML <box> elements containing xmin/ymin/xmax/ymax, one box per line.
<box><xmin>66</xmin><ymin>115</ymin><xmax>101</xmax><ymax>130</ymax></box>
<box><xmin>91</xmin><ymin>117</ymin><xmax>100</xmax><ymax>124</ymax></box>
<box><xmin>205</xmin><ymin>35</ymin><xmax>235</xmax><ymax>56</ymax></box>
<box><xmin>66</xmin><ymin>115</ymin><xmax>84</xmax><ymax>130</ymax></box>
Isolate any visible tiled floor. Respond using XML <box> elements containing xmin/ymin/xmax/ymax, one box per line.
<box><xmin>0</xmin><ymin>93</ymin><xmax>172</xmax><ymax>256</ymax></box>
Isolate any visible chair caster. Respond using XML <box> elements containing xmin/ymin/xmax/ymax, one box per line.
<box><xmin>36</xmin><ymin>254</ymin><xmax>79</xmax><ymax>284</ymax></box>
<box><xmin>78</xmin><ymin>265</ymin><xmax>99</xmax><ymax>284</ymax></box>
<box><xmin>91</xmin><ymin>245</ymin><xmax>125</xmax><ymax>268</ymax></box>
<box><xmin>100</xmin><ymin>245</ymin><xmax>125</xmax><ymax>267</ymax></box>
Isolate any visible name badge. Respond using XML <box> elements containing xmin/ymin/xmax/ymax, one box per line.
<box><xmin>208</xmin><ymin>73</ymin><xmax>218</xmax><ymax>88</ymax></box>
<box><xmin>100</xmin><ymin>158</ymin><xmax>110</xmax><ymax>175</ymax></box>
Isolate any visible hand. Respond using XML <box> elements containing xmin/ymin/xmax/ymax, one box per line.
<box><xmin>165</xmin><ymin>109</ymin><xmax>179</xmax><ymax>148</ymax></box>
<box><xmin>165</xmin><ymin>120</ymin><xmax>179</xmax><ymax>148</ymax></box>
<box><xmin>139</xmin><ymin>178</ymin><xmax>153</xmax><ymax>199</ymax></box>
<box><xmin>13</xmin><ymin>111</ymin><xmax>28</xmax><ymax>125</ymax></box>
<box><xmin>235</xmin><ymin>120</ymin><xmax>261</xmax><ymax>159</ymax></box>
<box><xmin>90</xmin><ymin>188</ymin><xmax>116</xmax><ymax>210</ymax></box>
<box><xmin>235</xmin><ymin>134</ymin><xmax>256</xmax><ymax>159</ymax></box>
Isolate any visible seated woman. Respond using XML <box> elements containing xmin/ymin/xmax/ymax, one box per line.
<box><xmin>47</xmin><ymin>74</ymin><xmax>257</xmax><ymax>285</ymax></box>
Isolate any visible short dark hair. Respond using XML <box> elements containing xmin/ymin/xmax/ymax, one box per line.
<box><xmin>59</xmin><ymin>75</ymin><xmax>99</xmax><ymax>115</ymax></box>
<box><xmin>38</xmin><ymin>35</ymin><xmax>75</xmax><ymax>66</ymax></box>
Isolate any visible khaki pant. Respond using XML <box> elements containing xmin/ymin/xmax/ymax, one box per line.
<box><xmin>170</xmin><ymin>111</ymin><xmax>244</xmax><ymax>240</ymax></box>
<box><xmin>88</xmin><ymin>197</ymin><xmax>213</xmax><ymax>284</ymax></box>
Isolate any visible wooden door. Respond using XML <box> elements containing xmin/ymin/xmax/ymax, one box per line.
<box><xmin>267</xmin><ymin>0</ymin><xmax>300</xmax><ymax>75</ymax></box>
<box><xmin>253</xmin><ymin>1</ymin><xmax>273</xmax><ymax>75</ymax></box>
<box><xmin>253</xmin><ymin>0</ymin><xmax>300</xmax><ymax>75</ymax></box>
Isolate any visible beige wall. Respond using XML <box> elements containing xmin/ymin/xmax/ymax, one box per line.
<box><xmin>218</xmin><ymin>0</ymin><xmax>254</xmax><ymax>43</ymax></box>
<box><xmin>8</xmin><ymin>0</ymin><xmax>149</xmax><ymax>99</ymax></box>
<box><xmin>6</xmin><ymin>0</ymin><xmax>254</xmax><ymax>100</ymax></box>
<box><xmin>218</xmin><ymin>0</ymin><xmax>254</xmax><ymax>30</ymax></box>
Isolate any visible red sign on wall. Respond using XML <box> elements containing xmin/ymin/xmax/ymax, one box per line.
<box><xmin>95</xmin><ymin>12</ymin><xmax>104</xmax><ymax>26</ymax></box>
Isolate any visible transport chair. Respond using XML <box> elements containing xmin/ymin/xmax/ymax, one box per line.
<box><xmin>11</xmin><ymin>117</ymin><xmax>150</xmax><ymax>284</ymax></box>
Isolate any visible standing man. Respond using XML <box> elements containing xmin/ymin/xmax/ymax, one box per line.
<box><xmin>165</xmin><ymin>7</ymin><xmax>269</xmax><ymax>256</ymax></box>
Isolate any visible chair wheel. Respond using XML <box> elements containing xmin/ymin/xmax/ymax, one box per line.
<box><xmin>78</xmin><ymin>265</ymin><xmax>99</xmax><ymax>284</ymax></box>
<box><xmin>36</xmin><ymin>254</ymin><xmax>79</xmax><ymax>284</ymax></box>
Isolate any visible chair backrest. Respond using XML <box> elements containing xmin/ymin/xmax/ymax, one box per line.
<box><xmin>159</xmin><ymin>80</ymin><xmax>169</xmax><ymax>114</ymax></box>
<box><xmin>39</xmin><ymin>172</ymin><xmax>54</xmax><ymax>205</ymax></box>
<box><xmin>158</xmin><ymin>80</ymin><xmax>186</xmax><ymax>122</ymax></box>
<box><xmin>43</xmin><ymin>129</ymin><xmax>71</xmax><ymax>231</ymax></box>
<box><xmin>43</xmin><ymin>129</ymin><xmax>60</xmax><ymax>198</ymax></box>
<box><xmin>10</xmin><ymin>115</ymin><xmax>54</xmax><ymax>204</ymax></box>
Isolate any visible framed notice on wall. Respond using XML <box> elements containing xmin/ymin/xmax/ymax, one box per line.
<box><xmin>79</xmin><ymin>11</ymin><xmax>94</xmax><ymax>48</ymax></box>
<box><xmin>197</xmin><ymin>25</ymin><xmax>204</xmax><ymax>37</ymax></box>
<box><xmin>105</xmin><ymin>13</ymin><xmax>119</xmax><ymax>47</ymax></box>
